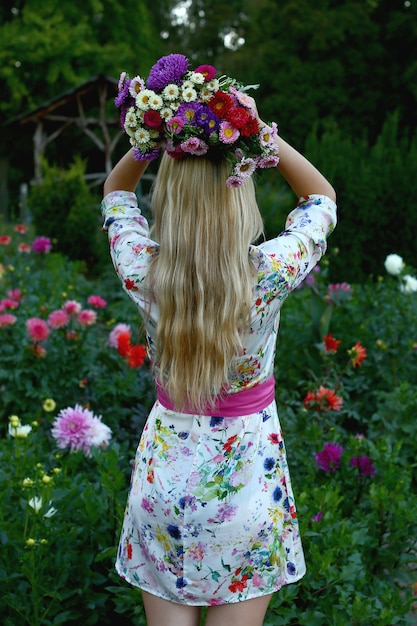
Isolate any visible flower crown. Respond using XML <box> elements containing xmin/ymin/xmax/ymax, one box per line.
<box><xmin>115</xmin><ymin>53</ymin><xmax>280</xmax><ymax>188</ymax></box>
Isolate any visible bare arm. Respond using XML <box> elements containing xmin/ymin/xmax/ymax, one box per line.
<box><xmin>103</xmin><ymin>149</ymin><xmax>150</xmax><ymax>197</ymax></box>
<box><xmin>247</xmin><ymin>95</ymin><xmax>336</xmax><ymax>202</ymax></box>
<box><xmin>276</xmin><ymin>136</ymin><xmax>336</xmax><ymax>202</ymax></box>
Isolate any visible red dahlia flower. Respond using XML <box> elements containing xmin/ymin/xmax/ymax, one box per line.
<box><xmin>349</xmin><ymin>342</ymin><xmax>367</xmax><ymax>368</ymax></box>
<box><xmin>323</xmin><ymin>333</ymin><xmax>341</xmax><ymax>353</ymax></box>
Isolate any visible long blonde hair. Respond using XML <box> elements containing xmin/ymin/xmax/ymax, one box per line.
<box><xmin>149</xmin><ymin>153</ymin><xmax>264</xmax><ymax>411</ymax></box>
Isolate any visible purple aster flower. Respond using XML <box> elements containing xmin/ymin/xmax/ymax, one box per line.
<box><xmin>177</xmin><ymin>101</ymin><xmax>202</xmax><ymax>123</ymax></box>
<box><xmin>115</xmin><ymin>77</ymin><xmax>132</xmax><ymax>108</ymax></box>
<box><xmin>32</xmin><ymin>236</ymin><xmax>52</xmax><ymax>254</ymax></box>
<box><xmin>195</xmin><ymin>106</ymin><xmax>220</xmax><ymax>133</ymax></box>
<box><xmin>147</xmin><ymin>54</ymin><xmax>190</xmax><ymax>92</ymax></box>
<box><xmin>132</xmin><ymin>147</ymin><xmax>160</xmax><ymax>162</ymax></box>
<box><xmin>350</xmin><ymin>455</ymin><xmax>376</xmax><ymax>477</ymax></box>
<box><xmin>314</xmin><ymin>442</ymin><xmax>344</xmax><ymax>472</ymax></box>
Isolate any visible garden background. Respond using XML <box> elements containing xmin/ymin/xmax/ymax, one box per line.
<box><xmin>1</xmin><ymin>1</ymin><xmax>417</xmax><ymax>624</ymax></box>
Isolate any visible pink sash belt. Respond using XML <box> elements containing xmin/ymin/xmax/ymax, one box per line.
<box><xmin>156</xmin><ymin>376</ymin><xmax>275</xmax><ymax>417</ymax></box>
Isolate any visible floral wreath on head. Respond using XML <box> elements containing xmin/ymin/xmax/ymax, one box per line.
<box><xmin>115</xmin><ymin>53</ymin><xmax>280</xmax><ymax>188</ymax></box>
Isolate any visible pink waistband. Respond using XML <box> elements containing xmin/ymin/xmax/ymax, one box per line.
<box><xmin>156</xmin><ymin>376</ymin><xmax>275</xmax><ymax>417</ymax></box>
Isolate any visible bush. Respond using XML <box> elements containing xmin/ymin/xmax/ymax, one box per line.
<box><xmin>302</xmin><ymin>112</ymin><xmax>417</xmax><ymax>284</ymax></box>
<box><xmin>27</xmin><ymin>158</ymin><xmax>106</xmax><ymax>270</ymax></box>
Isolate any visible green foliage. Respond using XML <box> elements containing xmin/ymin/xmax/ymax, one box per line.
<box><xmin>221</xmin><ymin>0</ymin><xmax>417</xmax><ymax>148</ymax></box>
<box><xmin>301</xmin><ymin>113</ymin><xmax>417</xmax><ymax>282</ymax></box>
<box><xmin>0</xmin><ymin>0</ymin><xmax>161</xmax><ymax>121</ymax></box>
<box><xmin>27</xmin><ymin>158</ymin><xmax>105</xmax><ymax>267</ymax></box>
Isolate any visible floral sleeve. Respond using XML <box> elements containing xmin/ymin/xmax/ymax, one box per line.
<box><xmin>101</xmin><ymin>190</ymin><xmax>158</xmax><ymax>313</ymax></box>
<box><xmin>256</xmin><ymin>194</ymin><xmax>337</xmax><ymax>295</ymax></box>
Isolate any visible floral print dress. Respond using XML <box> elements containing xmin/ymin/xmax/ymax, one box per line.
<box><xmin>101</xmin><ymin>190</ymin><xmax>337</xmax><ymax>605</ymax></box>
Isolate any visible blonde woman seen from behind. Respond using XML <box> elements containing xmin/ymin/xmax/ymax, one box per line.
<box><xmin>102</xmin><ymin>54</ymin><xmax>336</xmax><ymax>626</ymax></box>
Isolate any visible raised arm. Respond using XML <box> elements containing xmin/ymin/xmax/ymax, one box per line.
<box><xmin>276</xmin><ymin>136</ymin><xmax>336</xmax><ymax>202</ymax></box>
<box><xmin>103</xmin><ymin>149</ymin><xmax>150</xmax><ymax>197</ymax></box>
<box><xmin>247</xmin><ymin>95</ymin><xmax>336</xmax><ymax>202</ymax></box>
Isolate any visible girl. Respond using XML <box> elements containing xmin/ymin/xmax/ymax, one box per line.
<box><xmin>102</xmin><ymin>54</ymin><xmax>336</xmax><ymax>626</ymax></box>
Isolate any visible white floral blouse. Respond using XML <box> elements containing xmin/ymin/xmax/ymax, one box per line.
<box><xmin>101</xmin><ymin>190</ymin><xmax>337</xmax><ymax>605</ymax></box>
<box><xmin>102</xmin><ymin>191</ymin><xmax>336</xmax><ymax>394</ymax></box>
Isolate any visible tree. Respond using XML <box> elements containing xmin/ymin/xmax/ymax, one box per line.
<box><xmin>233</xmin><ymin>0</ymin><xmax>417</xmax><ymax>147</ymax></box>
<box><xmin>161</xmin><ymin>0</ymin><xmax>417</xmax><ymax>149</ymax></box>
<box><xmin>0</xmin><ymin>0</ymin><xmax>162</xmax><ymax>125</ymax></box>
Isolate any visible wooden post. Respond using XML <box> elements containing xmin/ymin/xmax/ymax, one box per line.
<box><xmin>0</xmin><ymin>157</ymin><xmax>9</xmax><ymax>220</ymax></box>
<box><xmin>33</xmin><ymin>122</ymin><xmax>45</xmax><ymax>184</ymax></box>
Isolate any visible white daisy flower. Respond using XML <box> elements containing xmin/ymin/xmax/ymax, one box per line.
<box><xmin>163</xmin><ymin>83</ymin><xmax>180</xmax><ymax>100</ymax></box>
<box><xmin>182</xmin><ymin>79</ymin><xmax>195</xmax><ymax>90</ymax></box>
<box><xmin>182</xmin><ymin>87</ymin><xmax>198</xmax><ymax>102</ymax></box>
<box><xmin>199</xmin><ymin>86</ymin><xmax>213</xmax><ymax>102</ymax></box>
<box><xmin>189</xmin><ymin>71</ymin><xmax>205</xmax><ymax>85</ymax></box>
<box><xmin>134</xmin><ymin>127</ymin><xmax>151</xmax><ymax>144</ymax></box>
<box><xmin>125</xmin><ymin>125</ymin><xmax>136</xmax><ymax>138</ymax></box>
<box><xmin>124</xmin><ymin>107</ymin><xmax>137</xmax><ymax>128</ymax></box>
<box><xmin>149</xmin><ymin>94</ymin><xmax>164</xmax><ymax>110</ymax></box>
<box><xmin>135</xmin><ymin>89</ymin><xmax>155</xmax><ymax>110</ymax></box>
<box><xmin>160</xmin><ymin>107</ymin><xmax>174</xmax><ymax>121</ymax></box>
<box><xmin>206</xmin><ymin>78</ymin><xmax>219</xmax><ymax>91</ymax></box>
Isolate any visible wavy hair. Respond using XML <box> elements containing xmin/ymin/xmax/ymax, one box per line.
<box><xmin>148</xmin><ymin>153</ymin><xmax>264</xmax><ymax>411</ymax></box>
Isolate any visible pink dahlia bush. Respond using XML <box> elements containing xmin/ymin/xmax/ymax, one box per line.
<box><xmin>51</xmin><ymin>404</ymin><xmax>112</xmax><ymax>457</ymax></box>
<box><xmin>47</xmin><ymin>309</ymin><xmax>70</xmax><ymax>329</ymax></box>
<box><xmin>26</xmin><ymin>317</ymin><xmax>50</xmax><ymax>342</ymax></box>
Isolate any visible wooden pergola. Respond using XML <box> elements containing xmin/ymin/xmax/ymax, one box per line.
<box><xmin>8</xmin><ymin>74</ymin><xmax>123</xmax><ymax>188</ymax></box>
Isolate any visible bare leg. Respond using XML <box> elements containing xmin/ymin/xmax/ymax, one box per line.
<box><xmin>205</xmin><ymin>594</ymin><xmax>272</xmax><ymax>626</ymax></box>
<box><xmin>141</xmin><ymin>590</ymin><xmax>202</xmax><ymax>626</ymax></box>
